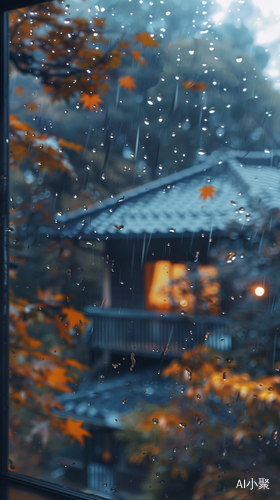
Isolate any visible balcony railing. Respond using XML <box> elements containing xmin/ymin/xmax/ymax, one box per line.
<box><xmin>84</xmin><ymin>307</ymin><xmax>232</xmax><ymax>357</ymax></box>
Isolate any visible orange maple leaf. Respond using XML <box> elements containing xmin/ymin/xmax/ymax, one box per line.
<box><xmin>81</xmin><ymin>93</ymin><xmax>103</xmax><ymax>111</ymax></box>
<box><xmin>131</xmin><ymin>50</ymin><xmax>147</xmax><ymax>66</ymax></box>
<box><xmin>61</xmin><ymin>306</ymin><xmax>91</xmax><ymax>333</ymax></box>
<box><xmin>119</xmin><ymin>75</ymin><xmax>137</xmax><ymax>91</ymax></box>
<box><xmin>198</xmin><ymin>185</ymin><xmax>216</xmax><ymax>201</ymax></box>
<box><xmin>45</xmin><ymin>367</ymin><xmax>75</xmax><ymax>392</ymax></box>
<box><xmin>134</xmin><ymin>31</ymin><xmax>159</xmax><ymax>49</ymax></box>
<box><xmin>65</xmin><ymin>358</ymin><xmax>90</xmax><ymax>371</ymax></box>
<box><xmin>182</xmin><ymin>80</ymin><xmax>208</xmax><ymax>92</ymax></box>
<box><xmin>64</xmin><ymin>418</ymin><xmax>92</xmax><ymax>446</ymax></box>
<box><xmin>58</xmin><ymin>138</ymin><xmax>84</xmax><ymax>154</ymax></box>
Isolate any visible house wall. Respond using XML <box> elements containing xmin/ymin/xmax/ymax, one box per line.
<box><xmin>106</xmin><ymin>235</ymin><xmax>210</xmax><ymax>310</ymax></box>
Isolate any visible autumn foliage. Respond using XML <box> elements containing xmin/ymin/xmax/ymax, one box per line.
<box><xmin>8</xmin><ymin>0</ymin><xmax>167</xmax><ymax>471</ymax></box>
<box><xmin>117</xmin><ymin>346</ymin><xmax>280</xmax><ymax>499</ymax></box>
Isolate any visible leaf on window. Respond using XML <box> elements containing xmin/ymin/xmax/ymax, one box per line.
<box><xmin>134</xmin><ymin>32</ymin><xmax>159</xmax><ymax>49</ymax></box>
<box><xmin>81</xmin><ymin>93</ymin><xmax>104</xmax><ymax>111</ymax></box>
<box><xmin>182</xmin><ymin>80</ymin><xmax>208</xmax><ymax>92</ymax></box>
<box><xmin>198</xmin><ymin>185</ymin><xmax>216</xmax><ymax>201</ymax></box>
<box><xmin>119</xmin><ymin>75</ymin><xmax>137</xmax><ymax>91</ymax></box>
<box><xmin>64</xmin><ymin>418</ymin><xmax>92</xmax><ymax>446</ymax></box>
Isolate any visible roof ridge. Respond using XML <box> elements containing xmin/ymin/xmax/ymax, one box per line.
<box><xmin>60</xmin><ymin>149</ymin><xmax>226</xmax><ymax>224</ymax></box>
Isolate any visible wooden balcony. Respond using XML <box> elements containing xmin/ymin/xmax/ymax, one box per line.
<box><xmin>84</xmin><ymin>307</ymin><xmax>232</xmax><ymax>357</ymax></box>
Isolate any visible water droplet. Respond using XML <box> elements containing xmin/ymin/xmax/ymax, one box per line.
<box><xmin>238</xmin><ymin>207</ymin><xmax>245</xmax><ymax>213</ymax></box>
<box><xmin>197</xmin><ymin>418</ymin><xmax>205</xmax><ymax>425</ymax></box>
<box><xmin>158</xmin><ymin>116</ymin><xmax>163</xmax><ymax>122</ymax></box>
<box><xmin>147</xmin><ymin>98</ymin><xmax>154</xmax><ymax>105</ymax></box>
<box><xmin>226</xmin><ymin>251</ymin><xmax>236</xmax><ymax>263</ymax></box>
<box><xmin>236</xmin><ymin>57</ymin><xmax>243</xmax><ymax>63</ymax></box>
<box><xmin>179</xmin><ymin>422</ymin><xmax>186</xmax><ymax>428</ymax></box>
<box><xmin>144</xmin><ymin>118</ymin><xmax>149</xmax><ymax>125</ymax></box>
<box><xmin>189</xmin><ymin>50</ymin><xmax>194</xmax><ymax>55</ymax></box>
<box><xmin>223</xmin><ymin>448</ymin><xmax>227</xmax><ymax>456</ymax></box>
<box><xmin>209</xmin><ymin>107</ymin><xmax>216</xmax><ymax>114</ymax></box>
<box><xmin>185</xmin><ymin>444</ymin><xmax>189</xmax><ymax>450</ymax></box>
<box><xmin>197</xmin><ymin>394</ymin><xmax>201</xmax><ymax>400</ymax></box>
<box><xmin>151</xmin><ymin>454</ymin><xmax>156</xmax><ymax>461</ymax></box>
<box><xmin>101</xmin><ymin>173</ymin><xmax>106</xmax><ymax>180</ymax></box>
<box><xmin>157</xmin><ymin>93</ymin><xmax>162</xmax><ymax>102</ymax></box>
<box><xmin>198</xmin><ymin>149</ymin><xmax>205</xmax><ymax>155</ymax></box>
<box><xmin>201</xmin><ymin>440</ymin><xmax>205</xmax><ymax>445</ymax></box>
<box><xmin>64</xmin><ymin>18</ymin><xmax>71</xmax><ymax>24</ymax></box>
<box><xmin>169</xmin><ymin>228</ymin><xmax>175</xmax><ymax>233</ymax></box>
<box><xmin>156</xmin><ymin>472</ymin><xmax>161</xmax><ymax>477</ymax></box>
<box><xmin>152</xmin><ymin>418</ymin><xmax>159</xmax><ymax>424</ymax></box>
<box><xmin>122</xmin><ymin>397</ymin><xmax>128</xmax><ymax>404</ymax></box>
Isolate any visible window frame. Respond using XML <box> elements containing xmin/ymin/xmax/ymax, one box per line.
<box><xmin>0</xmin><ymin>1</ymin><xmax>105</xmax><ymax>499</ymax></box>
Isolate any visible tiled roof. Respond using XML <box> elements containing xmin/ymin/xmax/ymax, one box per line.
<box><xmin>54</xmin><ymin>369</ymin><xmax>180</xmax><ymax>428</ymax></box>
<box><xmin>54</xmin><ymin>149</ymin><xmax>280</xmax><ymax>239</ymax></box>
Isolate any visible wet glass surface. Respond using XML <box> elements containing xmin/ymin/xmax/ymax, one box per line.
<box><xmin>8</xmin><ymin>0</ymin><xmax>280</xmax><ymax>498</ymax></box>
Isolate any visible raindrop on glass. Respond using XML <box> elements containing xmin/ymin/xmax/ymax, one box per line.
<box><xmin>226</xmin><ymin>251</ymin><xmax>236</xmax><ymax>263</ymax></box>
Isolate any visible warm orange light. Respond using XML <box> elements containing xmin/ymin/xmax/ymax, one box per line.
<box><xmin>180</xmin><ymin>299</ymin><xmax>188</xmax><ymax>307</ymax></box>
<box><xmin>255</xmin><ymin>286</ymin><xmax>265</xmax><ymax>297</ymax></box>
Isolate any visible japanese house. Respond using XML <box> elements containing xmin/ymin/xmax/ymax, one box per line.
<box><xmin>42</xmin><ymin>147</ymin><xmax>280</xmax><ymax>358</ymax></box>
<box><xmin>47</xmin><ymin>147</ymin><xmax>280</xmax><ymax>496</ymax></box>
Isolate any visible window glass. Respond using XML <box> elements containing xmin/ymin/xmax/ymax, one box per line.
<box><xmin>8</xmin><ymin>0</ymin><xmax>280</xmax><ymax>498</ymax></box>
